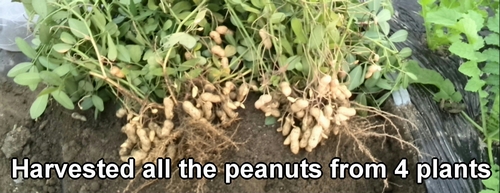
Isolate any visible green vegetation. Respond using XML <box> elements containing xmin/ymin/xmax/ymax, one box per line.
<box><xmin>419</xmin><ymin>0</ymin><xmax>499</xmax><ymax>191</ymax></box>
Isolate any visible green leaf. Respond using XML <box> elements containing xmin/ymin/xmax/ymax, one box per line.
<box><xmin>15</xmin><ymin>37</ymin><xmax>36</xmax><ymax>59</ymax></box>
<box><xmin>308</xmin><ymin>25</ymin><xmax>325</xmax><ymax>49</ymax></box>
<box><xmin>486</xmin><ymin>74</ymin><xmax>499</xmax><ymax>86</ymax></box>
<box><xmin>90</xmin><ymin>9</ymin><xmax>107</xmax><ymax>31</ymax></box>
<box><xmin>39</xmin><ymin>71</ymin><xmax>63</xmax><ymax>86</ymax></box>
<box><xmin>270</xmin><ymin>12</ymin><xmax>286</xmax><ymax>23</ymax></box>
<box><xmin>32</xmin><ymin>0</ymin><xmax>48</xmax><ymax>17</ymax></box>
<box><xmin>264</xmin><ymin>116</ymin><xmax>277</xmax><ymax>125</ymax></box>
<box><xmin>364</xmin><ymin>71</ymin><xmax>381</xmax><ymax>88</ymax></box>
<box><xmin>405</xmin><ymin>60</ymin><xmax>462</xmax><ymax>102</ymax></box>
<box><xmin>425</xmin><ymin>7</ymin><xmax>462</xmax><ymax>27</ymax></box>
<box><xmin>78</xmin><ymin>80</ymin><xmax>94</xmax><ymax>92</ymax></box>
<box><xmin>38</xmin><ymin>87</ymin><xmax>58</xmax><ymax>97</ymax></box>
<box><xmin>481</xmin><ymin>171</ymin><xmax>499</xmax><ymax>190</ymax></box>
<box><xmin>7</xmin><ymin>62</ymin><xmax>33</xmax><ymax>77</ymax></box>
<box><xmin>484</xmin><ymin>33</ymin><xmax>499</xmax><ymax>46</ymax></box>
<box><xmin>458</xmin><ymin>61</ymin><xmax>481</xmax><ymax>77</ymax></box>
<box><xmin>376</xmin><ymin>92</ymin><xmax>392</xmax><ymax>105</ymax></box>
<box><xmin>105</xmin><ymin>22</ymin><xmax>119</xmax><ymax>36</ymax></box>
<box><xmin>285</xmin><ymin>56</ymin><xmax>301</xmax><ymax>70</ymax></box>
<box><xmin>27</xmin><ymin>70</ymin><xmax>39</xmax><ymax>91</ymax></box>
<box><xmin>375</xmin><ymin>79</ymin><xmax>393</xmax><ymax>90</ymax></box>
<box><xmin>68</xmin><ymin>18</ymin><xmax>90</xmax><ymax>39</ymax></box>
<box><xmin>449</xmin><ymin>41</ymin><xmax>477</xmax><ymax>60</ymax></box>
<box><xmin>406</xmin><ymin>72</ymin><xmax>417</xmax><ymax>81</ymax></box>
<box><xmin>378</xmin><ymin>21</ymin><xmax>390</xmax><ymax>35</ymax></box>
<box><xmin>398</xmin><ymin>47</ymin><xmax>412</xmax><ymax>58</ymax></box>
<box><xmin>51</xmin><ymin>89</ymin><xmax>75</xmax><ymax>110</ymax></box>
<box><xmin>38</xmin><ymin>56</ymin><xmax>59</xmax><ymax>69</ymax></box>
<box><xmin>126</xmin><ymin>45</ymin><xmax>143</xmax><ymax>63</ymax></box>
<box><xmin>107</xmin><ymin>35</ymin><xmax>117</xmax><ymax>61</ymax></box>
<box><xmin>60</xmin><ymin>31</ymin><xmax>77</xmax><ymax>44</ymax></box>
<box><xmin>178</xmin><ymin>58</ymin><xmax>201</xmax><ymax>71</ymax></box>
<box><xmin>352</xmin><ymin>46</ymin><xmax>372</xmax><ymax>57</ymax></box>
<box><xmin>186</xmin><ymin>68</ymin><xmax>203</xmax><ymax>79</ymax></box>
<box><xmin>483</xmin><ymin>48</ymin><xmax>500</xmax><ymax>63</ymax></box>
<box><xmin>452</xmin><ymin>16</ymin><xmax>481</xmax><ymax>47</ymax></box>
<box><xmin>479</xmin><ymin>190</ymin><xmax>499</xmax><ymax>193</ymax></box>
<box><xmin>120</xmin><ymin>0</ymin><xmax>141</xmax><ymax>5</ymax></box>
<box><xmin>291</xmin><ymin>18</ymin><xmax>307</xmax><ymax>44</ymax></box>
<box><xmin>376</xmin><ymin>9</ymin><xmax>391</xmax><ymax>22</ymax></box>
<box><xmin>80</xmin><ymin>97</ymin><xmax>94</xmax><ymax>111</ymax></box>
<box><xmin>53</xmin><ymin>43</ymin><xmax>72</xmax><ymax>53</ymax></box>
<box><xmin>38</xmin><ymin>23</ymin><xmax>52</xmax><ymax>42</ymax></box>
<box><xmin>165</xmin><ymin>32</ymin><xmax>197</xmax><ymax>49</ymax></box>
<box><xmin>464</xmin><ymin>76</ymin><xmax>486</xmax><ymax>92</ymax></box>
<box><xmin>250</xmin><ymin>0</ymin><xmax>263</xmax><ymax>8</ymax></box>
<box><xmin>281</xmin><ymin>38</ymin><xmax>294</xmax><ymax>55</ymax></box>
<box><xmin>355</xmin><ymin>93</ymin><xmax>368</xmax><ymax>115</ymax></box>
<box><xmin>487</xmin><ymin>13</ymin><xmax>500</xmax><ymax>33</ymax></box>
<box><xmin>91</xmin><ymin>95</ymin><xmax>105</xmax><ymax>111</ymax></box>
<box><xmin>30</xmin><ymin>94</ymin><xmax>49</xmax><ymax>119</ymax></box>
<box><xmin>483</xmin><ymin>62</ymin><xmax>499</xmax><ymax>75</ymax></box>
<box><xmin>194</xmin><ymin>9</ymin><xmax>207</xmax><ymax>24</ymax></box>
<box><xmin>13</xmin><ymin>72</ymin><xmax>41</xmax><ymax>86</ymax></box>
<box><xmin>368</xmin><ymin>0</ymin><xmax>381</xmax><ymax>12</ymax></box>
<box><xmin>117</xmin><ymin>45</ymin><xmax>131</xmax><ymax>62</ymax></box>
<box><xmin>347</xmin><ymin>65</ymin><xmax>363</xmax><ymax>90</ymax></box>
<box><xmin>464</xmin><ymin>10</ymin><xmax>485</xmax><ymax>32</ymax></box>
<box><xmin>389</xmin><ymin>30</ymin><xmax>408</xmax><ymax>42</ymax></box>
<box><xmin>363</xmin><ymin>29</ymin><xmax>381</xmax><ymax>39</ymax></box>
<box><xmin>224</xmin><ymin>45</ymin><xmax>237</xmax><ymax>57</ymax></box>
<box><xmin>53</xmin><ymin>63</ymin><xmax>72</xmax><ymax>76</ymax></box>
<box><xmin>147</xmin><ymin>0</ymin><xmax>159</xmax><ymax>10</ymax></box>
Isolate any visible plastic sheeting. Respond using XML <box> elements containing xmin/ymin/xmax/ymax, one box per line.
<box><xmin>0</xmin><ymin>0</ymin><xmax>34</xmax><ymax>51</ymax></box>
<box><xmin>388</xmin><ymin>0</ymin><xmax>499</xmax><ymax>192</ymax></box>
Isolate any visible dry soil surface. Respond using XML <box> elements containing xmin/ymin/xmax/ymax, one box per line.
<box><xmin>0</xmin><ymin>77</ymin><xmax>427</xmax><ymax>193</ymax></box>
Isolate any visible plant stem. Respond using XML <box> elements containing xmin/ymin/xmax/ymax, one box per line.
<box><xmin>89</xmin><ymin>71</ymin><xmax>146</xmax><ymax>105</ymax></box>
<box><xmin>461</xmin><ymin>111</ymin><xmax>484</xmax><ymax>134</ymax></box>
<box><xmin>158</xmin><ymin>0</ymin><xmax>209</xmax><ymax>103</ymax></box>
<box><xmin>461</xmin><ymin>110</ymin><xmax>494</xmax><ymax>164</ymax></box>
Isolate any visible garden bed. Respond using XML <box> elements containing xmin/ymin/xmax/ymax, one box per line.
<box><xmin>0</xmin><ymin>78</ymin><xmax>425</xmax><ymax>193</ymax></box>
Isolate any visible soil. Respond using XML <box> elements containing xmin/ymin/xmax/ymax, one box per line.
<box><xmin>0</xmin><ymin>75</ymin><xmax>426</xmax><ymax>193</ymax></box>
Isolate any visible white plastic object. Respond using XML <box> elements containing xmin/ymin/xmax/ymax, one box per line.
<box><xmin>0</xmin><ymin>0</ymin><xmax>35</xmax><ymax>52</ymax></box>
<box><xmin>387</xmin><ymin>72</ymin><xmax>412</xmax><ymax>106</ymax></box>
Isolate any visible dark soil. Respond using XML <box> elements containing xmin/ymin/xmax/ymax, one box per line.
<box><xmin>0</xmin><ymin>78</ymin><xmax>426</xmax><ymax>193</ymax></box>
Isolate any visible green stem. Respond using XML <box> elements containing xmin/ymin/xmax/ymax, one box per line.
<box><xmin>225</xmin><ymin>3</ymin><xmax>269</xmax><ymax>84</ymax></box>
<box><xmin>58</xmin><ymin>3</ymin><xmax>108</xmax><ymax>79</ymax></box>
<box><xmin>461</xmin><ymin>109</ymin><xmax>494</xmax><ymax>164</ymax></box>
<box><xmin>161</xmin><ymin>0</ymin><xmax>208</xmax><ymax>70</ymax></box>
<box><xmin>486</xmin><ymin>139</ymin><xmax>493</xmax><ymax>164</ymax></box>
<box><xmin>461</xmin><ymin>111</ymin><xmax>484</xmax><ymax>134</ymax></box>
<box><xmin>487</xmin><ymin>129</ymin><xmax>499</xmax><ymax>140</ymax></box>
<box><xmin>219</xmin><ymin>69</ymin><xmax>252</xmax><ymax>83</ymax></box>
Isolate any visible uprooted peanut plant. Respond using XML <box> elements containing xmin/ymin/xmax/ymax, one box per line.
<box><xmin>10</xmin><ymin>0</ymin><xmax>429</xmax><ymax>191</ymax></box>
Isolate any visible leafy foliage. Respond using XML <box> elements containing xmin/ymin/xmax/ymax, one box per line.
<box><xmin>480</xmin><ymin>164</ymin><xmax>499</xmax><ymax>193</ymax></box>
<box><xmin>7</xmin><ymin>0</ymin><xmax>421</xmax><ymax>121</ymax></box>
<box><xmin>419</xmin><ymin>0</ymin><xmax>499</xmax><ymax>191</ymax></box>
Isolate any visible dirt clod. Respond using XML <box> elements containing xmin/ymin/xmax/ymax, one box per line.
<box><xmin>78</xmin><ymin>185</ymin><xmax>90</xmax><ymax>193</ymax></box>
<box><xmin>62</xmin><ymin>140</ymin><xmax>82</xmax><ymax>162</ymax></box>
<box><xmin>46</xmin><ymin>177</ymin><xmax>57</xmax><ymax>186</ymax></box>
<box><xmin>43</xmin><ymin>185</ymin><xmax>56</xmax><ymax>193</ymax></box>
<box><xmin>89</xmin><ymin>181</ymin><xmax>100</xmax><ymax>191</ymax></box>
<box><xmin>1</xmin><ymin>125</ymin><xmax>31</xmax><ymax>158</ymax></box>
